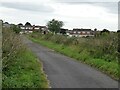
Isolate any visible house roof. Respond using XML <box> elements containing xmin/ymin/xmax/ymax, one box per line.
<box><xmin>4</xmin><ymin>22</ymin><xmax>9</xmax><ymax>24</ymax></box>
<box><xmin>25</xmin><ymin>22</ymin><xmax>32</xmax><ymax>26</ymax></box>
<box><xmin>18</xmin><ymin>23</ymin><xmax>23</xmax><ymax>26</ymax></box>
<box><xmin>60</xmin><ymin>28</ymin><xmax>68</xmax><ymax>30</ymax></box>
<box><xmin>40</xmin><ymin>26</ymin><xmax>47</xmax><ymax>28</ymax></box>
<box><xmin>33</xmin><ymin>25</ymin><xmax>40</xmax><ymax>28</ymax></box>
<box><xmin>73</xmin><ymin>28</ymin><xmax>92</xmax><ymax>31</ymax></box>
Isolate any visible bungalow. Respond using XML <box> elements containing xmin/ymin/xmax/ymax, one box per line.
<box><xmin>66</xmin><ymin>28</ymin><xmax>94</xmax><ymax>37</ymax></box>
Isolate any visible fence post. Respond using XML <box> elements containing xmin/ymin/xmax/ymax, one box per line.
<box><xmin>0</xmin><ymin>19</ymin><xmax>3</xmax><ymax>89</ymax></box>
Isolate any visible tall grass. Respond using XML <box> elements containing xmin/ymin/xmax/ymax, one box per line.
<box><xmin>28</xmin><ymin>32</ymin><xmax>119</xmax><ymax>80</ymax></box>
<box><xmin>2</xmin><ymin>27</ymin><xmax>49</xmax><ymax>88</ymax></box>
<box><xmin>2</xmin><ymin>27</ymin><xmax>23</xmax><ymax>70</ymax></box>
<box><xmin>30</xmin><ymin>32</ymin><xmax>118</xmax><ymax>62</ymax></box>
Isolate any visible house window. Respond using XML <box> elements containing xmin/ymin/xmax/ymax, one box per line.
<box><xmin>87</xmin><ymin>32</ymin><xmax>90</xmax><ymax>34</ymax></box>
<box><xmin>82</xmin><ymin>31</ymin><xmax>85</xmax><ymax>33</ymax></box>
<box><xmin>41</xmin><ymin>28</ymin><xmax>44</xmax><ymax>30</ymax></box>
<box><xmin>35</xmin><ymin>27</ymin><xmax>39</xmax><ymax>29</ymax></box>
<box><xmin>21</xmin><ymin>27</ymin><xmax>25</xmax><ymax>29</ymax></box>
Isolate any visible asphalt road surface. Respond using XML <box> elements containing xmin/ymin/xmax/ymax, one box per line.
<box><xmin>22</xmin><ymin>36</ymin><xmax>118</xmax><ymax>88</ymax></box>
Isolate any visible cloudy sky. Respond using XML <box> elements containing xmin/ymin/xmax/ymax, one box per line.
<box><xmin>0</xmin><ymin>0</ymin><xmax>119</xmax><ymax>31</ymax></box>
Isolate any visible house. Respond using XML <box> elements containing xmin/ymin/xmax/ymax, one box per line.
<box><xmin>66</xmin><ymin>28</ymin><xmax>94</xmax><ymax>37</ymax></box>
<box><xmin>39</xmin><ymin>26</ymin><xmax>49</xmax><ymax>34</ymax></box>
<box><xmin>18</xmin><ymin>22</ymin><xmax>48</xmax><ymax>34</ymax></box>
<box><xmin>18</xmin><ymin>22</ymin><xmax>33</xmax><ymax>33</ymax></box>
<box><xmin>66</xmin><ymin>30</ymin><xmax>73</xmax><ymax>37</ymax></box>
<box><xmin>33</xmin><ymin>25</ymin><xmax>41</xmax><ymax>32</ymax></box>
<box><xmin>59</xmin><ymin>28</ymin><xmax>68</xmax><ymax>35</ymax></box>
<box><xmin>3</xmin><ymin>22</ymin><xmax>11</xmax><ymax>28</ymax></box>
<box><xmin>33</xmin><ymin>25</ymin><xmax>49</xmax><ymax>34</ymax></box>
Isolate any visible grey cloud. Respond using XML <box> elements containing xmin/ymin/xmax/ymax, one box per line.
<box><xmin>89</xmin><ymin>2</ymin><xmax>118</xmax><ymax>14</ymax></box>
<box><xmin>52</xmin><ymin>0</ymin><xmax>118</xmax><ymax>14</ymax></box>
<box><xmin>52</xmin><ymin>0</ymin><xmax>119</xmax><ymax>3</ymax></box>
<box><xmin>1</xmin><ymin>2</ymin><xmax>54</xmax><ymax>13</ymax></box>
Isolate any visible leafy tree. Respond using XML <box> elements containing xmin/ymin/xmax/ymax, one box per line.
<box><xmin>101</xmin><ymin>29</ymin><xmax>110</xmax><ymax>34</ymax></box>
<box><xmin>47</xmin><ymin>19</ymin><xmax>64</xmax><ymax>34</ymax></box>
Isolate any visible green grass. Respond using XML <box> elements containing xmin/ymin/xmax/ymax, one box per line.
<box><xmin>28</xmin><ymin>35</ymin><xmax>119</xmax><ymax>80</ymax></box>
<box><xmin>2</xmin><ymin>27</ymin><xmax>49</xmax><ymax>88</ymax></box>
<box><xmin>2</xmin><ymin>48</ymin><xmax>49</xmax><ymax>88</ymax></box>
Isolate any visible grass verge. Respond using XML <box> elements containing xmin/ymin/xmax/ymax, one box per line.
<box><xmin>2</xmin><ymin>47</ymin><xmax>49</xmax><ymax>88</ymax></box>
<box><xmin>2</xmin><ymin>27</ymin><xmax>49</xmax><ymax>88</ymax></box>
<box><xmin>28</xmin><ymin>36</ymin><xmax>119</xmax><ymax>80</ymax></box>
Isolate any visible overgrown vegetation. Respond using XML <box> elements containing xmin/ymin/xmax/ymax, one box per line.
<box><xmin>11</xmin><ymin>25</ymin><xmax>21</xmax><ymax>34</ymax></box>
<box><xmin>2</xmin><ymin>27</ymin><xmax>49</xmax><ymax>88</ymax></box>
<box><xmin>28</xmin><ymin>32</ymin><xmax>119</xmax><ymax>80</ymax></box>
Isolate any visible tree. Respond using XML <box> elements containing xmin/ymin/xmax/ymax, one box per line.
<box><xmin>47</xmin><ymin>19</ymin><xmax>64</xmax><ymax>34</ymax></box>
<box><xmin>101</xmin><ymin>29</ymin><xmax>110</xmax><ymax>34</ymax></box>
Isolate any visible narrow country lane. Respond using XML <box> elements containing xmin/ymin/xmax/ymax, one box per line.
<box><xmin>22</xmin><ymin>36</ymin><xmax>118</xmax><ymax>88</ymax></box>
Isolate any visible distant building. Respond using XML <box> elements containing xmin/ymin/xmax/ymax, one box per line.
<box><xmin>59</xmin><ymin>28</ymin><xmax>68</xmax><ymax>35</ymax></box>
<box><xmin>18</xmin><ymin>22</ymin><xmax>48</xmax><ymax>34</ymax></box>
<box><xmin>3</xmin><ymin>22</ymin><xmax>11</xmax><ymax>28</ymax></box>
<box><xmin>66</xmin><ymin>30</ymin><xmax>73</xmax><ymax>37</ymax></box>
<box><xmin>66</xmin><ymin>28</ymin><xmax>94</xmax><ymax>37</ymax></box>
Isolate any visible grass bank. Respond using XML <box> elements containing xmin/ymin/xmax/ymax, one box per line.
<box><xmin>28</xmin><ymin>33</ymin><xmax>119</xmax><ymax>80</ymax></box>
<box><xmin>2</xmin><ymin>48</ymin><xmax>49</xmax><ymax>88</ymax></box>
<box><xmin>2</xmin><ymin>27</ymin><xmax>49</xmax><ymax>88</ymax></box>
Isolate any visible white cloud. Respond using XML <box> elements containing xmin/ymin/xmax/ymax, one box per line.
<box><xmin>52</xmin><ymin>4</ymin><xmax>107</xmax><ymax>18</ymax></box>
<box><xmin>1</xmin><ymin>2</ymin><xmax>54</xmax><ymax>12</ymax></box>
<box><xmin>0</xmin><ymin>0</ymin><xmax>118</xmax><ymax>31</ymax></box>
<box><xmin>52</xmin><ymin>0</ymin><xmax>119</xmax><ymax>3</ymax></box>
<box><xmin>48</xmin><ymin>2</ymin><xmax>118</xmax><ymax>30</ymax></box>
